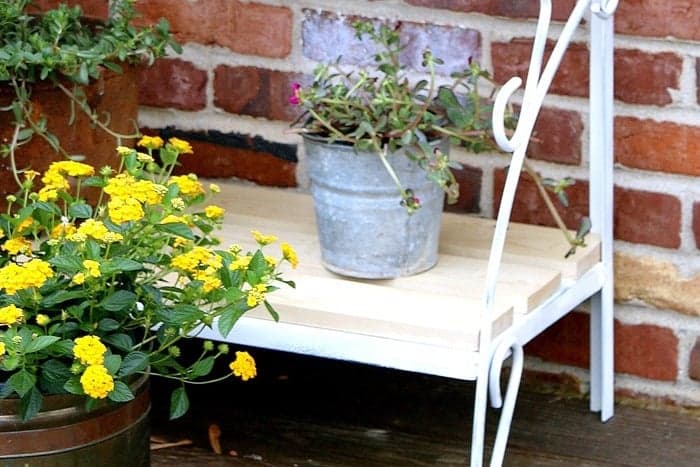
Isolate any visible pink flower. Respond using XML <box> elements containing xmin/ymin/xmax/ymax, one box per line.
<box><xmin>288</xmin><ymin>82</ymin><xmax>301</xmax><ymax>105</ymax></box>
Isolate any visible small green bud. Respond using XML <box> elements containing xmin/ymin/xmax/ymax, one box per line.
<box><xmin>5</xmin><ymin>195</ymin><xmax>16</xmax><ymax>203</ymax></box>
<box><xmin>217</xmin><ymin>343</ymin><xmax>229</xmax><ymax>355</ymax></box>
<box><xmin>203</xmin><ymin>340</ymin><xmax>214</xmax><ymax>351</ymax></box>
<box><xmin>202</xmin><ymin>315</ymin><xmax>213</xmax><ymax>327</ymax></box>
<box><xmin>70</xmin><ymin>362</ymin><xmax>84</xmax><ymax>375</ymax></box>
<box><xmin>99</xmin><ymin>166</ymin><xmax>113</xmax><ymax>177</ymax></box>
<box><xmin>168</xmin><ymin>346</ymin><xmax>181</xmax><ymax>357</ymax></box>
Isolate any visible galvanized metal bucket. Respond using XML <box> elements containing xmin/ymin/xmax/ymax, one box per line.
<box><xmin>0</xmin><ymin>374</ymin><xmax>150</xmax><ymax>466</ymax></box>
<box><xmin>304</xmin><ymin>135</ymin><xmax>447</xmax><ymax>279</ymax></box>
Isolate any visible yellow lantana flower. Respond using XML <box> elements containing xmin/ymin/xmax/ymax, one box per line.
<box><xmin>72</xmin><ymin>272</ymin><xmax>86</xmax><ymax>285</ymax></box>
<box><xmin>2</xmin><ymin>237</ymin><xmax>32</xmax><ymax>256</ymax></box>
<box><xmin>83</xmin><ymin>260</ymin><xmax>101</xmax><ymax>278</ymax></box>
<box><xmin>36</xmin><ymin>314</ymin><xmax>50</xmax><ymax>326</ymax></box>
<box><xmin>108</xmin><ymin>196</ymin><xmax>145</xmax><ymax>224</ymax></box>
<box><xmin>137</xmin><ymin>135</ymin><xmax>164</xmax><ymax>150</ymax></box>
<box><xmin>281</xmin><ymin>242</ymin><xmax>299</xmax><ymax>269</ymax></box>
<box><xmin>73</xmin><ymin>335</ymin><xmax>107</xmax><ymax>365</ymax></box>
<box><xmin>80</xmin><ymin>364</ymin><xmax>114</xmax><ymax>399</ymax></box>
<box><xmin>204</xmin><ymin>205</ymin><xmax>225</xmax><ymax>219</ymax></box>
<box><xmin>167</xmin><ymin>175</ymin><xmax>204</xmax><ymax>197</ymax></box>
<box><xmin>0</xmin><ymin>304</ymin><xmax>24</xmax><ymax>326</ymax></box>
<box><xmin>229</xmin><ymin>351</ymin><xmax>256</xmax><ymax>381</ymax></box>
<box><xmin>0</xmin><ymin>260</ymin><xmax>53</xmax><ymax>295</ymax></box>
<box><xmin>0</xmin><ymin>342</ymin><xmax>5</xmax><ymax>356</ymax></box>
<box><xmin>50</xmin><ymin>160</ymin><xmax>95</xmax><ymax>177</ymax></box>
<box><xmin>168</xmin><ymin>137</ymin><xmax>193</xmax><ymax>154</ymax></box>
<box><xmin>246</xmin><ymin>284</ymin><xmax>267</xmax><ymax>307</ymax></box>
<box><xmin>251</xmin><ymin>230</ymin><xmax>277</xmax><ymax>246</ymax></box>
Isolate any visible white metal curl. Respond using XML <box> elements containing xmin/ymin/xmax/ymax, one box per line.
<box><xmin>591</xmin><ymin>0</ymin><xmax>619</xmax><ymax>18</ymax></box>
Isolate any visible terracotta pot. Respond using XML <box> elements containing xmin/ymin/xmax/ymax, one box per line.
<box><xmin>0</xmin><ymin>67</ymin><xmax>139</xmax><ymax>203</ymax></box>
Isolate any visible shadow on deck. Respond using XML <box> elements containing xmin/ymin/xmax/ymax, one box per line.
<box><xmin>150</xmin><ymin>348</ymin><xmax>700</xmax><ymax>466</ymax></box>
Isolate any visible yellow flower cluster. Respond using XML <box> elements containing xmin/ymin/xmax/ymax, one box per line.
<box><xmin>171</xmin><ymin>246</ymin><xmax>223</xmax><ymax>293</ymax></box>
<box><xmin>51</xmin><ymin>222</ymin><xmax>77</xmax><ymax>239</ymax></box>
<box><xmin>104</xmin><ymin>173</ymin><xmax>164</xmax><ymax>225</ymax></box>
<box><xmin>0</xmin><ymin>342</ymin><xmax>5</xmax><ymax>356</ymax></box>
<box><xmin>167</xmin><ymin>174</ymin><xmax>204</xmax><ymax>197</ymax></box>
<box><xmin>204</xmin><ymin>205</ymin><xmax>225</xmax><ymax>219</ymax></box>
<box><xmin>137</xmin><ymin>135</ymin><xmax>164</xmax><ymax>150</ymax></box>
<box><xmin>246</xmin><ymin>284</ymin><xmax>267</xmax><ymax>307</ymax></box>
<box><xmin>38</xmin><ymin>160</ymin><xmax>94</xmax><ymax>201</ymax></box>
<box><xmin>0</xmin><ymin>304</ymin><xmax>24</xmax><ymax>326</ymax></box>
<box><xmin>160</xmin><ymin>214</ymin><xmax>188</xmax><ymax>224</ymax></box>
<box><xmin>73</xmin><ymin>335</ymin><xmax>107</xmax><ymax>365</ymax></box>
<box><xmin>168</xmin><ymin>137</ymin><xmax>193</xmax><ymax>154</ymax></box>
<box><xmin>229</xmin><ymin>351</ymin><xmax>256</xmax><ymax>381</ymax></box>
<box><xmin>80</xmin><ymin>364</ymin><xmax>114</xmax><ymax>399</ymax></box>
<box><xmin>1</xmin><ymin>237</ymin><xmax>32</xmax><ymax>256</ymax></box>
<box><xmin>252</xmin><ymin>230</ymin><xmax>277</xmax><ymax>246</ymax></box>
<box><xmin>73</xmin><ymin>259</ymin><xmax>102</xmax><ymax>285</ymax></box>
<box><xmin>36</xmin><ymin>314</ymin><xmax>50</xmax><ymax>326</ymax></box>
<box><xmin>0</xmin><ymin>259</ymin><xmax>54</xmax><ymax>295</ymax></box>
<box><xmin>281</xmin><ymin>242</ymin><xmax>299</xmax><ymax>269</ymax></box>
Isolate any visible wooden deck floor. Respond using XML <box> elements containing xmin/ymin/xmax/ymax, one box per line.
<box><xmin>150</xmin><ymin>348</ymin><xmax>700</xmax><ymax>466</ymax></box>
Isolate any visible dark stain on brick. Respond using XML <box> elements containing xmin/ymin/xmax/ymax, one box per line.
<box><xmin>156</xmin><ymin>127</ymin><xmax>298</xmax><ymax>163</ymax></box>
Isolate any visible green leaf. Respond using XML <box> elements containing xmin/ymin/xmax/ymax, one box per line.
<box><xmin>64</xmin><ymin>376</ymin><xmax>84</xmax><ymax>396</ymax></box>
<box><xmin>108</xmin><ymin>381</ymin><xmax>135</xmax><ymax>403</ymax></box>
<box><xmin>68</xmin><ymin>202</ymin><xmax>92</xmax><ymax>219</ymax></box>
<box><xmin>100</xmin><ymin>290</ymin><xmax>137</xmax><ymax>312</ymax></box>
<box><xmin>576</xmin><ymin>217</ymin><xmax>592</xmax><ymax>241</ymax></box>
<box><xmin>104</xmin><ymin>354</ymin><xmax>122</xmax><ymax>375</ymax></box>
<box><xmin>19</xmin><ymin>386</ymin><xmax>43</xmax><ymax>422</ymax></box>
<box><xmin>264</xmin><ymin>301</ymin><xmax>280</xmax><ymax>322</ymax></box>
<box><xmin>118</xmin><ymin>351</ymin><xmax>149</xmax><ymax>377</ymax></box>
<box><xmin>8</xmin><ymin>369</ymin><xmax>36</xmax><ymax>397</ymax></box>
<box><xmin>169</xmin><ymin>387</ymin><xmax>189</xmax><ymax>420</ymax></box>
<box><xmin>40</xmin><ymin>289</ymin><xmax>87</xmax><ymax>307</ymax></box>
<box><xmin>98</xmin><ymin>318</ymin><xmax>121</xmax><ymax>332</ymax></box>
<box><xmin>32</xmin><ymin>201</ymin><xmax>62</xmax><ymax>216</ymax></box>
<box><xmin>49</xmin><ymin>255</ymin><xmax>84</xmax><ymax>274</ymax></box>
<box><xmin>24</xmin><ymin>336</ymin><xmax>60</xmax><ymax>354</ymax></box>
<box><xmin>103</xmin><ymin>333</ymin><xmax>134</xmax><ymax>352</ymax></box>
<box><xmin>39</xmin><ymin>359</ymin><xmax>71</xmax><ymax>394</ymax></box>
<box><xmin>100</xmin><ymin>257</ymin><xmax>143</xmax><ymax>275</ymax></box>
<box><xmin>189</xmin><ymin>357</ymin><xmax>214</xmax><ymax>378</ymax></box>
<box><xmin>218</xmin><ymin>305</ymin><xmax>246</xmax><ymax>337</ymax></box>
<box><xmin>154</xmin><ymin>222</ymin><xmax>195</xmax><ymax>240</ymax></box>
<box><xmin>82</xmin><ymin>176</ymin><xmax>107</xmax><ymax>188</ymax></box>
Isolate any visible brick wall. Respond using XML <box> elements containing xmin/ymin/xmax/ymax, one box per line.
<box><xmin>134</xmin><ymin>0</ymin><xmax>700</xmax><ymax>408</ymax></box>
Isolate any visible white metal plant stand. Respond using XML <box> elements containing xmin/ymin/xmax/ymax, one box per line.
<box><xmin>204</xmin><ymin>1</ymin><xmax>617</xmax><ymax>465</ymax></box>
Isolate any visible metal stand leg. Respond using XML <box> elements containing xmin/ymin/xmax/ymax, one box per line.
<box><xmin>470</xmin><ymin>339</ymin><xmax>524</xmax><ymax>467</ymax></box>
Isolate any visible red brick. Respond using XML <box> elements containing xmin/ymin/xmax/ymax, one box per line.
<box><xmin>614</xmin><ymin>187</ymin><xmax>681</xmax><ymax>249</ymax></box>
<box><xmin>615</xmin><ymin>322</ymin><xmax>678</xmax><ymax>381</ymax></box>
<box><xmin>146</xmin><ymin>129</ymin><xmax>297</xmax><ymax>187</ymax></box>
<box><xmin>31</xmin><ymin>0</ymin><xmax>108</xmax><ymax>19</ymax></box>
<box><xmin>493</xmin><ymin>170</ymin><xmax>589</xmax><ymax>231</ymax></box>
<box><xmin>615</xmin><ymin>117</ymin><xmax>700</xmax><ymax>177</ymax></box>
<box><xmin>135</xmin><ymin>0</ymin><xmax>292</xmax><ymax>58</ymax></box>
<box><xmin>616</xmin><ymin>0</ymin><xmax>700</xmax><ymax>42</ymax></box>
<box><xmin>493</xmin><ymin>171</ymin><xmax>681</xmax><ymax>248</ymax></box>
<box><xmin>614</xmin><ymin>50</ymin><xmax>682</xmax><ymax>105</ymax></box>
<box><xmin>301</xmin><ymin>11</ymin><xmax>480</xmax><ymax>76</ymax></box>
<box><xmin>527</xmin><ymin>107</ymin><xmax>583</xmax><ymax>165</ymax></box>
<box><xmin>492</xmin><ymin>39</ymin><xmax>589</xmax><ymax>97</ymax></box>
<box><xmin>213</xmin><ymin>66</ymin><xmax>309</xmax><ymax>122</ymax></box>
<box><xmin>526</xmin><ymin>311</ymin><xmax>679</xmax><ymax>381</ymax></box>
<box><xmin>444</xmin><ymin>165</ymin><xmax>482</xmax><ymax>214</ymax></box>
<box><xmin>694</xmin><ymin>203</ymin><xmax>700</xmax><ymax>249</ymax></box>
<box><xmin>405</xmin><ymin>0</ymin><xmax>576</xmax><ymax>21</ymax></box>
<box><xmin>138</xmin><ymin>59</ymin><xmax>207</xmax><ymax>111</ymax></box>
<box><xmin>690</xmin><ymin>338</ymin><xmax>700</xmax><ymax>381</ymax></box>
<box><xmin>526</xmin><ymin>311</ymin><xmax>590</xmax><ymax>368</ymax></box>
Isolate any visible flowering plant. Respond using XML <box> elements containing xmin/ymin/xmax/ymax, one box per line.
<box><xmin>0</xmin><ymin>137</ymin><xmax>297</xmax><ymax>421</ymax></box>
<box><xmin>290</xmin><ymin>21</ymin><xmax>507</xmax><ymax>213</ymax></box>
<box><xmin>291</xmin><ymin>21</ymin><xmax>589</xmax><ymax>254</ymax></box>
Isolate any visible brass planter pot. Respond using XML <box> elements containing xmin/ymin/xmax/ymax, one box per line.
<box><xmin>0</xmin><ymin>374</ymin><xmax>150</xmax><ymax>467</ymax></box>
